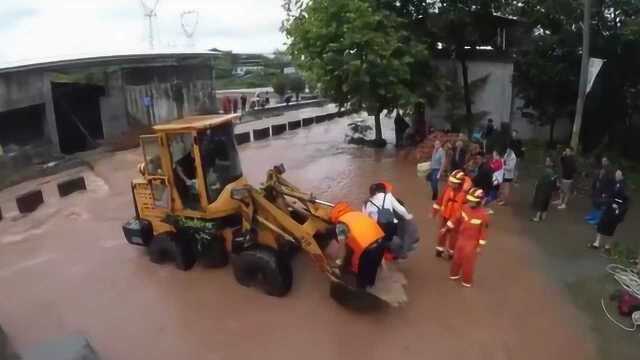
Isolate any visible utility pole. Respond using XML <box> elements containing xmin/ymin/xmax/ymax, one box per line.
<box><xmin>141</xmin><ymin>0</ymin><xmax>160</xmax><ymax>50</ymax></box>
<box><xmin>570</xmin><ymin>0</ymin><xmax>592</xmax><ymax>150</ymax></box>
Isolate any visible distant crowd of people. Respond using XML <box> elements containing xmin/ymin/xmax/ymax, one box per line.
<box><xmin>530</xmin><ymin>150</ymin><xmax>631</xmax><ymax>257</ymax></box>
<box><xmin>426</xmin><ymin>119</ymin><xmax>525</xmax><ymax>216</ymax></box>
<box><xmin>424</xmin><ymin>119</ymin><xmax>637</xmax><ymax>275</ymax></box>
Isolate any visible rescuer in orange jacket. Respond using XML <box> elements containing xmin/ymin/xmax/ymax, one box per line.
<box><xmin>330</xmin><ymin>202</ymin><xmax>386</xmax><ymax>288</ymax></box>
<box><xmin>432</xmin><ymin>170</ymin><xmax>472</xmax><ymax>258</ymax></box>
<box><xmin>441</xmin><ymin>187</ymin><xmax>490</xmax><ymax>287</ymax></box>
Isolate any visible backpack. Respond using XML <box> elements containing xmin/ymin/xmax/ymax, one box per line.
<box><xmin>369</xmin><ymin>194</ymin><xmax>395</xmax><ymax>226</ymax></box>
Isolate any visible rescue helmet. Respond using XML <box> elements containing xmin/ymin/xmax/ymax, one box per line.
<box><xmin>448</xmin><ymin>169</ymin><xmax>466</xmax><ymax>184</ymax></box>
<box><xmin>466</xmin><ymin>187</ymin><xmax>485</xmax><ymax>203</ymax></box>
<box><xmin>330</xmin><ymin>201</ymin><xmax>354</xmax><ymax>223</ymax></box>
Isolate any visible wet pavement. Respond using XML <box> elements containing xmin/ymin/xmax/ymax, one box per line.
<box><xmin>0</xmin><ymin>113</ymin><xmax>600</xmax><ymax>359</ymax></box>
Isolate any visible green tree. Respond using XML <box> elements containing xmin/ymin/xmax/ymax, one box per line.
<box><xmin>430</xmin><ymin>0</ymin><xmax>507</xmax><ymax>128</ymax></box>
<box><xmin>442</xmin><ymin>71</ymin><xmax>491</xmax><ymax>133</ymax></box>
<box><xmin>287</xmin><ymin>75</ymin><xmax>306</xmax><ymax>101</ymax></box>
<box><xmin>513</xmin><ymin>33</ymin><xmax>580</xmax><ymax>145</ymax></box>
<box><xmin>512</xmin><ymin>0</ymin><xmax>640</xmax><ymax>152</ymax></box>
<box><xmin>284</xmin><ymin>0</ymin><xmax>428</xmax><ymax>140</ymax></box>
<box><xmin>272</xmin><ymin>75</ymin><xmax>288</xmax><ymax>99</ymax></box>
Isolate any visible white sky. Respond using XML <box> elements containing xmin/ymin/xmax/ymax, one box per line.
<box><xmin>0</xmin><ymin>0</ymin><xmax>287</xmax><ymax>63</ymax></box>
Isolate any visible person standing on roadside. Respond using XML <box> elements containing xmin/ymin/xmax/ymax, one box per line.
<box><xmin>498</xmin><ymin>147</ymin><xmax>517</xmax><ymax>206</ymax></box>
<box><xmin>555</xmin><ymin>147</ymin><xmax>577</xmax><ymax>210</ymax></box>
<box><xmin>481</xmin><ymin>118</ymin><xmax>495</xmax><ymax>152</ymax></box>
<box><xmin>451</xmin><ymin>140</ymin><xmax>467</xmax><ymax>172</ymax></box>
<box><xmin>585</xmin><ymin>157</ymin><xmax>615</xmax><ymax>224</ymax></box>
<box><xmin>531</xmin><ymin>157</ymin><xmax>559</xmax><ymax>222</ymax></box>
<box><xmin>485</xmin><ymin>150</ymin><xmax>504</xmax><ymax>214</ymax></box>
<box><xmin>473</xmin><ymin>153</ymin><xmax>493</xmax><ymax>205</ymax></box>
<box><xmin>240</xmin><ymin>94</ymin><xmax>247</xmax><ymax>113</ymax></box>
<box><xmin>427</xmin><ymin>140</ymin><xmax>446</xmax><ymax>201</ymax></box>
<box><xmin>588</xmin><ymin>170</ymin><xmax>629</xmax><ymax>254</ymax></box>
<box><xmin>509</xmin><ymin>130</ymin><xmax>525</xmax><ymax>182</ymax></box>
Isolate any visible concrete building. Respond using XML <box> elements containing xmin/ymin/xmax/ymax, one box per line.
<box><xmin>0</xmin><ymin>51</ymin><xmax>218</xmax><ymax>155</ymax></box>
<box><xmin>425</xmin><ymin>13</ymin><xmax>572</xmax><ymax>141</ymax></box>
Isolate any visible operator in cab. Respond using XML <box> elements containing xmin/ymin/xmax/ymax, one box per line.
<box><xmin>174</xmin><ymin>146</ymin><xmax>199</xmax><ymax>209</ymax></box>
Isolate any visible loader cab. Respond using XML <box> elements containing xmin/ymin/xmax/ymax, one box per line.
<box><xmin>138</xmin><ymin>114</ymin><xmax>245</xmax><ymax>218</ymax></box>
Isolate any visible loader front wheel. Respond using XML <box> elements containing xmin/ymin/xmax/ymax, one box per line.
<box><xmin>148</xmin><ymin>233</ymin><xmax>174</xmax><ymax>264</ymax></box>
<box><xmin>232</xmin><ymin>247</ymin><xmax>292</xmax><ymax>297</ymax></box>
<box><xmin>148</xmin><ymin>232</ymin><xmax>196</xmax><ymax>271</ymax></box>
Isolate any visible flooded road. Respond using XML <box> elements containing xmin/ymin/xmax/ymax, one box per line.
<box><xmin>0</xmin><ymin>114</ymin><xmax>597</xmax><ymax>359</ymax></box>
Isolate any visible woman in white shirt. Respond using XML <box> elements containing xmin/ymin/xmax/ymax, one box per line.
<box><xmin>362</xmin><ymin>183</ymin><xmax>413</xmax><ymax>246</ymax></box>
<box><xmin>498</xmin><ymin>148</ymin><xmax>517</xmax><ymax>206</ymax></box>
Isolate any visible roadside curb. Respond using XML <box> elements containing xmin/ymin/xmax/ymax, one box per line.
<box><xmin>1</xmin><ymin>175</ymin><xmax>88</xmax><ymax>220</ymax></box>
<box><xmin>235</xmin><ymin>109</ymin><xmax>354</xmax><ymax>145</ymax></box>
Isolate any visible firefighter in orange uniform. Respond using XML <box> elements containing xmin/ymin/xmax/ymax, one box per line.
<box><xmin>442</xmin><ymin>187</ymin><xmax>489</xmax><ymax>287</ymax></box>
<box><xmin>330</xmin><ymin>202</ymin><xmax>386</xmax><ymax>289</ymax></box>
<box><xmin>432</xmin><ymin>170</ymin><xmax>472</xmax><ymax>258</ymax></box>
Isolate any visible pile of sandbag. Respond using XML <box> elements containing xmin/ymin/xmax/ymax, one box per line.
<box><xmin>415</xmin><ymin>132</ymin><xmax>482</xmax><ymax>162</ymax></box>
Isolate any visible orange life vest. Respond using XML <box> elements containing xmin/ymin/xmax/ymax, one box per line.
<box><xmin>338</xmin><ymin>211</ymin><xmax>385</xmax><ymax>273</ymax></box>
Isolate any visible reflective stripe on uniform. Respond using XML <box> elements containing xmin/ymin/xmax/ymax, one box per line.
<box><xmin>447</xmin><ymin>221</ymin><xmax>455</xmax><ymax>229</ymax></box>
<box><xmin>461</xmin><ymin>212</ymin><xmax>469</xmax><ymax>221</ymax></box>
<box><xmin>470</xmin><ymin>219</ymin><xmax>483</xmax><ymax>225</ymax></box>
<box><xmin>479</xmin><ymin>240</ymin><xmax>487</xmax><ymax>245</ymax></box>
<box><xmin>433</xmin><ymin>204</ymin><xmax>441</xmax><ymax>210</ymax></box>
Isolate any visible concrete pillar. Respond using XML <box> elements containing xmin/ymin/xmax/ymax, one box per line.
<box><xmin>42</xmin><ymin>72</ymin><xmax>60</xmax><ymax>152</ymax></box>
<box><xmin>100</xmin><ymin>70</ymin><xmax>128</xmax><ymax>139</ymax></box>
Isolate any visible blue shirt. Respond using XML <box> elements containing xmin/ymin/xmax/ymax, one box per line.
<box><xmin>431</xmin><ymin>147</ymin><xmax>445</xmax><ymax>170</ymax></box>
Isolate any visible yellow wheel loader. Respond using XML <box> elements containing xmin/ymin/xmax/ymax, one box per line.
<box><xmin>122</xmin><ymin>114</ymin><xmax>395</xmax><ymax>305</ymax></box>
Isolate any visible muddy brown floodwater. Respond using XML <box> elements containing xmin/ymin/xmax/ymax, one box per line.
<box><xmin>0</xmin><ymin>115</ymin><xmax>598</xmax><ymax>359</ymax></box>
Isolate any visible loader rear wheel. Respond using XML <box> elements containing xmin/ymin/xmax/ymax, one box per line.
<box><xmin>199</xmin><ymin>235</ymin><xmax>229</xmax><ymax>268</ymax></box>
<box><xmin>232</xmin><ymin>247</ymin><xmax>292</xmax><ymax>297</ymax></box>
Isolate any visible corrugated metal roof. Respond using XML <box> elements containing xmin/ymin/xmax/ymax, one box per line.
<box><xmin>0</xmin><ymin>49</ymin><xmax>220</xmax><ymax>74</ymax></box>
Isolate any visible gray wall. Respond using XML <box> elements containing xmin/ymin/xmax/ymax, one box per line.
<box><xmin>122</xmin><ymin>65</ymin><xmax>216</xmax><ymax>127</ymax></box>
<box><xmin>0</xmin><ymin>71</ymin><xmax>58</xmax><ymax>149</ymax></box>
<box><xmin>0</xmin><ymin>71</ymin><xmax>46</xmax><ymax>112</ymax></box>
<box><xmin>426</xmin><ymin>58</ymin><xmax>571</xmax><ymax>141</ymax></box>
<box><xmin>100</xmin><ymin>70</ymin><xmax>128</xmax><ymax>139</ymax></box>
<box><xmin>427</xmin><ymin>59</ymin><xmax>514</xmax><ymax>129</ymax></box>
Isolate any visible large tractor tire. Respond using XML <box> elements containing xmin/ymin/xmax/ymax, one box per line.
<box><xmin>199</xmin><ymin>235</ymin><xmax>229</xmax><ymax>268</ymax></box>
<box><xmin>148</xmin><ymin>233</ymin><xmax>196</xmax><ymax>271</ymax></box>
<box><xmin>148</xmin><ymin>233</ymin><xmax>173</xmax><ymax>264</ymax></box>
<box><xmin>232</xmin><ymin>246</ymin><xmax>292</xmax><ymax>297</ymax></box>
<box><xmin>174</xmin><ymin>239</ymin><xmax>197</xmax><ymax>271</ymax></box>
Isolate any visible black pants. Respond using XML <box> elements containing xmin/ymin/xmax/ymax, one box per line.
<box><xmin>379</xmin><ymin>222</ymin><xmax>398</xmax><ymax>248</ymax></box>
<box><xmin>357</xmin><ymin>242</ymin><xmax>385</xmax><ymax>289</ymax></box>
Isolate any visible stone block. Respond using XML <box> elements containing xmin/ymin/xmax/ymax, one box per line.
<box><xmin>16</xmin><ymin>190</ymin><xmax>44</xmax><ymax>214</ymax></box>
<box><xmin>302</xmin><ymin>117</ymin><xmax>314</xmax><ymax>127</ymax></box>
<box><xmin>271</xmin><ymin>124</ymin><xmax>287</xmax><ymax>136</ymax></box>
<box><xmin>235</xmin><ymin>132</ymin><xmax>251</xmax><ymax>145</ymax></box>
<box><xmin>57</xmin><ymin>177</ymin><xmax>87</xmax><ymax>197</ymax></box>
<box><xmin>287</xmin><ymin>120</ymin><xmax>301</xmax><ymax>130</ymax></box>
<box><xmin>253</xmin><ymin>127</ymin><xmax>271</xmax><ymax>141</ymax></box>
